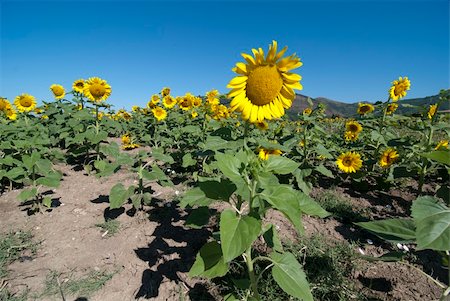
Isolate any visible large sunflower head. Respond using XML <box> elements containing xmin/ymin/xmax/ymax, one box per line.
<box><xmin>379</xmin><ymin>148</ymin><xmax>399</xmax><ymax>168</ymax></box>
<box><xmin>50</xmin><ymin>84</ymin><xmax>65</xmax><ymax>99</ymax></box>
<box><xmin>83</xmin><ymin>77</ymin><xmax>111</xmax><ymax>102</ymax></box>
<box><xmin>427</xmin><ymin>104</ymin><xmax>438</xmax><ymax>120</ymax></box>
<box><xmin>152</xmin><ymin>106</ymin><xmax>167</xmax><ymax>122</ymax></box>
<box><xmin>389</xmin><ymin>77</ymin><xmax>410</xmax><ymax>101</ymax></box>
<box><xmin>73</xmin><ymin>79</ymin><xmax>85</xmax><ymax>94</ymax></box>
<box><xmin>345</xmin><ymin>120</ymin><xmax>362</xmax><ymax>134</ymax></box>
<box><xmin>14</xmin><ymin>94</ymin><xmax>37</xmax><ymax>113</ymax></box>
<box><xmin>357</xmin><ymin>103</ymin><xmax>374</xmax><ymax>115</ymax></box>
<box><xmin>336</xmin><ymin>151</ymin><xmax>362</xmax><ymax>173</ymax></box>
<box><xmin>227</xmin><ymin>40</ymin><xmax>303</xmax><ymax>123</ymax></box>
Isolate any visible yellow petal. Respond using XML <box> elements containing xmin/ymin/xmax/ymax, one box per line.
<box><xmin>281</xmin><ymin>85</ymin><xmax>295</xmax><ymax>99</ymax></box>
<box><xmin>285</xmin><ymin>81</ymin><xmax>303</xmax><ymax>90</ymax></box>
<box><xmin>282</xmin><ymin>72</ymin><xmax>302</xmax><ymax>83</ymax></box>
<box><xmin>234</xmin><ymin>62</ymin><xmax>248</xmax><ymax>75</ymax></box>
<box><xmin>241</xmin><ymin>53</ymin><xmax>256</xmax><ymax>66</ymax></box>
<box><xmin>274</xmin><ymin>46</ymin><xmax>288</xmax><ymax>62</ymax></box>
<box><xmin>257</xmin><ymin>105</ymin><xmax>265</xmax><ymax>122</ymax></box>
<box><xmin>228</xmin><ymin>87</ymin><xmax>245</xmax><ymax>98</ymax></box>
<box><xmin>249</xmin><ymin>105</ymin><xmax>258</xmax><ymax>123</ymax></box>
<box><xmin>266</xmin><ymin>40</ymin><xmax>278</xmax><ymax>63</ymax></box>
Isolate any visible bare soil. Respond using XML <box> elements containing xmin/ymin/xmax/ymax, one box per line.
<box><xmin>0</xmin><ymin>164</ymin><xmax>446</xmax><ymax>300</ymax></box>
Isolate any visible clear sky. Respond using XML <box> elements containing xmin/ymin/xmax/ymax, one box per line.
<box><xmin>1</xmin><ymin>0</ymin><xmax>449</xmax><ymax>110</ymax></box>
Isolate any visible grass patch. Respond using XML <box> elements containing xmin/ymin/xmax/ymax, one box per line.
<box><xmin>40</xmin><ymin>269</ymin><xmax>116</xmax><ymax>299</ymax></box>
<box><xmin>0</xmin><ymin>289</ymin><xmax>29</xmax><ymax>301</ymax></box>
<box><xmin>0</xmin><ymin>231</ymin><xmax>37</xmax><ymax>279</ymax></box>
<box><xmin>95</xmin><ymin>219</ymin><xmax>120</xmax><ymax>237</ymax></box>
<box><xmin>314</xmin><ymin>189</ymin><xmax>368</xmax><ymax>223</ymax></box>
<box><xmin>216</xmin><ymin>235</ymin><xmax>367</xmax><ymax>301</ymax></box>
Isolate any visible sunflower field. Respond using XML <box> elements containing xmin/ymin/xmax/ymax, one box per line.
<box><xmin>0</xmin><ymin>41</ymin><xmax>449</xmax><ymax>301</ymax></box>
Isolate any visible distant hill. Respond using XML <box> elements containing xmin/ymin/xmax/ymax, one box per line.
<box><xmin>287</xmin><ymin>92</ymin><xmax>449</xmax><ymax>118</ymax></box>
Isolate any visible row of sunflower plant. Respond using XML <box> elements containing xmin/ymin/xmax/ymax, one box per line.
<box><xmin>1</xmin><ymin>40</ymin><xmax>449</xmax><ymax>300</ymax></box>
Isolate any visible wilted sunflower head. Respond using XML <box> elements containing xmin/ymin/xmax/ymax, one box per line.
<box><xmin>161</xmin><ymin>87</ymin><xmax>171</xmax><ymax>97</ymax></box>
<box><xmin>345</xmin><ymin>120</ymin><xmax>362</xmax><ymax>134</ymax></box>
<box><xmin>336</xmin><ymin>151</ymin><xmax>362</xmax><ymax>173</ymax></box>
<box><xmin>14</xmin><ymin>94</ymin><xmax>37</xmax><ymax>113</ymax></box>
<box><xmin>357</xmin><ymin>103</ymin><xmax>374</xmax><ymax>115</ymax></box>
<box><xmin>427</xmin><ymin>104</ymin><xmax>438</xmax><ymax>120</ymax></box>
<box><xmin>389</xmin><ymin>77</ymin><xmax>410</xmax><ymax>101</ymax></box>
<box><xmin>50</xmin><ymin>84</ymin><xmax>65</xmax><ymax>99</ymax></box>
<box><xmin>258</xmin><ymin>148</ymin><xmax>282</xmax><ymax>160</ymax></box>
<box><xmin>386</xmin><ymin>103</ymin><xmax>398</xmax><ymax>115</ymax></box>
<box><xmin>227</xmin><ymin>40</ymin><xmax>303</xmax><ymax>123</ymax></box>
<box><xmin>435</xmin><ymin>140</ymin><xmax>449</xmax><ymax>150</ymax></box>
<box><xmin>152</xmin><ymin>106</ymin><xmax>167</xmax><ymax>122</ymax></box>
<box><xmin>84</xmin><ymin>77</ymin><xmax>111</xmax><ymax>102</ymax></box>
<box><xmin>73</xmin><ymin>79</ymin><xmax>85</xmax><ymax>94</ymax></box>
<box><xmin>379</xmin><ymin>148</ymin><xmax>399</xmax><ymax>168</ymax></box>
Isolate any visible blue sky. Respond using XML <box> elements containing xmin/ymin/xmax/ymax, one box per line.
<box><xmin>1</xmin><ymin>0</ymin><xmax>448</xmax><ymax>110</ymax></box>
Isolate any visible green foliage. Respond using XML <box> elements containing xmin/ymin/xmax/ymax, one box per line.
<box><xmin>0</xmin><ymin>231</ymin><xmax>37</xmax><ymax>279</ymax></box>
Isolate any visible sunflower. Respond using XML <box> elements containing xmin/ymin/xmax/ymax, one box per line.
<box><xmin>345</xmin><ymin>120</ymin><xmax>362</xmax><ymax>134</ymax></box>
<box><xmin>73</xmin><ymin>79</ymin><xmax>85</xmax><ymax>94</ymax></box>
<box><xmin>191</xmin><ymin>111</ymin><xmax>198</xmax><ymax>118</ymax></box>
<box><xmin>206</xmin><ymin>89</ymin><xmax>219</xmax><ymax>99</ymax></box>
<box><xmin>14</xmin><ymin>94</ymin><xmax>37</xmax><ymax>112</ymax></box>
<box><xmin>121</xmin><ymin>134</ymin><xmax>131</xmax><ymax>145</ymax></box>
<box><xmin>254</xmin><ymin>120</ymin><xmax>269</xmax><ymax>130</ymax></box>
<box><xmin>344</xmin><ymin>131</ymin><xmax>358</xmax><ymax>142</ymax></box>
<box><xmin>303</xmin><ymin>107</ymin><xmax>312</xmax><ymax>115</ymax></box>
<box><xmin>151</xmin><ymin>94</ymin><xmax>160</xmax><ymax>105</ymax></box>
<box><xmin>49</xmin><ymin>84</ymin><xmax>65</xmax><ymax>99</ymax></box>
<box><xmin>5</xmin><ymin>107</ymin><xmax>17</xmax><ymax>120</ymax></box>
<box><xmin>121</xmin><ymin>134</ymin><xmax>139</xmax><ymax>150</ymax></box>
<box><xmin>427</xmin><ymin>104</ymin><xmax>437</xmax><ymax>120</ymax></box>
<box><xmin>179</xmin><ymin>94</ymin><xmax>194</xmax><ymax>111</ymax></box>
<box><xmin>162</xmin><ymin>95</ymin><xmax>177</xmax><ymax>109</ymax></box>
<box><xmin>389</xmin><ymin>77</ymin><xmax>410</xmax><ymax>101</ymax></box>
<box><xmin>83</xmin><ymin>77</ymin><xmax>111</xmax><ymax>102</ymax></box>
<box><xmin>357</xmin><ymin>103</ymin><xmax>374</xmax><ymax>115</ymax></box>
<box><xmin>152</xmin><ymin>106</ymin><xmax>167</xmax><ymax>122</ymax></box>
<box><xmin>161</xmin><ymin>87</ymin><xmax>171</xmax><ymax>97</ymax></box>
<box><xmin>192</xmin><ymin>96</ymin><xmax>202</xmax><ymax>108</ymax></box>
<box><xmin>227</xmin><ymin>40</ymin><xmax>303</xmax><ymax>122</ymax></box>
<box><xmin>336</xmin><ymin>151</ymin><xmax>362</xmax><ymax>173</ymax></box>
<box><xmin>435</xmin><ymin>140</ymin><xmax>449</xmax><ymax>150</ymax></box>
<box><xmin>259</xmin><ymin>148</ymin><xmax>282</xmax><ymax>160</ymax></box>
<box><xmin>386</xmin><ymin>103</ymin><xmax>398</xmax><ymax>115</ymax></box>
<box><xmin>132</xmin><ymin>105</ymin><xmax>141</xmax><ymax>113</ymax></box>
<box><xmin>0</xmin><ymin>97</ymin><xmax>11</xmax><ymax>111</ymax></box>
<box><xmin>379</xmin><ymin>148</ymin><xmax>399</xmax><ymax>168</ymax></box>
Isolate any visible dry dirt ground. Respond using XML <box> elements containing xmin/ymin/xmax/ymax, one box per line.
<box><xmin>0</xmin><ymin>163</ymin><xmax>446</xmax><ymax>301</ymax></box>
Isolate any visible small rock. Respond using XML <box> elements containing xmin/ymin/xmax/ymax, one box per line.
<box><xmin>403</xmin><ymin>245</ymin><xmax>409</xmax><ymax>252</ymax></box>
<box><xmin>175</xmin><ymin>190</ymin><xmax>180</xmax><ymax>196</ymax></box>
<box><xmin>358</xmin><ymin>247</ymin><xmax>365</xmax><ymax>255</ymax></box>
<box><xmin>396</xmin><ymin>243</ymin><xmax>403</xmax><ymax>250</ymax></box>
<box><xmin>366</xmin><ymin>239</ymin><xmax>373</xmax><ymax>245</ymax></box>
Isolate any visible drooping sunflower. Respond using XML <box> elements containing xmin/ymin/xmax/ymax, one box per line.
<box><xmin>259</xmin><ymin>148</ymin><xmax>282</xmax><ymax>160</ymax></box>
<box><xmin>50</xmin><ymin>84</ymin><xmax>65</xmax><ymax>99</ymax></box>
<box><xmin>14</xmin><ymin>94</ymin><xmax>37</xmax><ymax>112</ymax></box>
<box><xmin>162</xmin><ymin>95</ymin><xmax>177</xmax><ymax>109</ymax></box>
<box><xmin>357</xmin><ymin>103</ymin><xmax>374</xmax><ymax>115</ymax></box>
<box><xmin>435</xmin><ymin>140</ymin><xmax>449</xmax><ymax>150</ymax></box>
<box><xmin>227</xmin><ymin>40</ymin><xmax>303</xmax><ymax>122</ymax></box>
<box><xmin>389</xmin><ymin>77</ymin><xmax>411</xmax><ymax>101</ymax></box>
<box><xmin>73</xmin><ymin>79</ymin><xmax>85</xmax><ymax>94</ymax></box>
<box><xmin>386</xmin><ymin>103</ymin><xmax>398</xmax><ymax>115</ymax></box>
<box><xmin>336</xmin><ymin>151</ymin><xmax>362</xmax><ymax>173</ymax></box>
<box><xmin>427</xmin><ymin>104</ymin><xmax>438</xmax><ymax>120</ymax></box>
<box><xmin>345</xmin><ymin>120</ymin><xmax>363</xmax><ymax>135</ymax></box>
<box><xmin>379</xmin><ymin>148</ymin><xmax>399</xmax><ymax>168</ymax></box>
<box><xmin>152</xmin><ymin>106</ymin><xmax>167</xmax><ymax>122</ymax></box>
<box><xmin>83</xmin><ymin>77</ymin><xmax>111</xmax><ymax>102</ymax></box>
<box><xmin>161</xmin><ymin>87</ymin><xmax>171</xmax><ymax>97</ymax></box>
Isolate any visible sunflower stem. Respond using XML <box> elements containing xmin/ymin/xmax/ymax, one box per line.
<box><xmin>244</xmin><ymin>247</ymin><xmax>260</xmax><ymax>301</ymax></box>
<box><xmin>95</xmin><ymin>105</ymin><xmax>100</xmax><ymax>161</ymax></box>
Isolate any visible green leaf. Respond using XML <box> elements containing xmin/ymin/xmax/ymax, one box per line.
<box><xmin>109</xmin><ymin>183</ymin><xmax>132</xmax><ymax>209</ymax></box>
<box><xmin>220</xmin><ymin>209</ymin><xmax>261</xmax><ymax>262</ymax></box>
<box><xmin>35</xmin><ymin>159</ymin><xmax>53</xmax><ymax>175</ymax></box>
<box><xmin>186</xmin><ymin>207</ymin><xmax>211</xmax><ymax>229</ymax></box>
<box><xmin>260</xmin><ymin>185</ymin><xmax>304</xmax><ymax>234</ymax></box>
<box><xmin>42</xmin><ymin>196</ymin><xmax>52</xmax><ymax>208</ymax></box>
<box><xmin>298</xmin><ymin>192</ymin><xmax>330</xmax><ymax>218</ymax></box>
<box><xmin>411</xmin><ymin>196</ymin><xmax>450</xmax><ymax>251</ymax></box>
<box><xmin>315</xmin><ymin>144</ymin><xmax>333</xmax><ymax>159</ymax></box>
<box><xmin>265</xmin><ymin>156</ymin><xmax>299</xmax><ymax>175</ymax></box>
<box><xmin>315</xmin><ymin>164</ymin><xmax>334</xmax><ymax>178</ymax></box>
<box><xmin>271</xmin><ymin>252</ymin><xmax>313</xmax><ymax>301</ymax></box>
<box><xmin>215</xmin><ymin>153</ymin><xmax>243</xmax><ymax>183</ymax></box>
<box><xmin>94</xmin><ymin>160</ymin><xmax>107</xmax><ymax>172</ymax></box>
<box><xmin>355</xmin><ymin>219</ymin><xmax>416</xmax><ymax>243</ymax></box>
<box><xmin>419</xmin><ymin>150</ymin><xmax>450</xmax><ymax>166</ymax></box>
<box><xmin>130</xmin><ymin>194</ymin><xmax>142</xmax><ymax>209</ymax></box>
<box><xmin>36</xmin><ymin>172</ymin><xmax>61</xmax><ymax>188</ymax></box>
<box><xmin>198</xmin><ymin>179</ymin><xmax>236</xmax><ymax>201</ymax></box>
<box><xmin>204</xmin><ymin>136</ymin><xmax>230</xmax><ymax>151</ymax></box>
<box><xmin>189</xmin><ymin>241</ymin><xmax>228</xmax><ymax>278</ymax></box>
<box><xmin>17</xmin><ymin>188</ymin><xmax>38</xmax><ymax>202</ymax></box>
<box><xmin>262</xmin><ymin>224</ymin><xmax>283</xmax><ymax>252</ymax></box>
<box><xmin>179</xmin><ymin>187</ymin><xmax>216</xmax><ymax>208</ymax></box>
<box><xmin>6</xmin><ymin>167</ymin><xmax>25</xmax><ymax>180</ymax></box>
<box><xmin>360</xmin><ymin>251</ymin><xmax>405</xmax><ymax>262</ymax></box>
<box><xmin>151</xmin><ymin>149</ymin><xmax>174</xmax><ymax>164</ymax></box>
<box><xmin>141</xmin><ymin>165</ymin><xmax>167</xmax><ymax>181</ymax></box>
<box><xmin>182</xmin><ymin>153</ymin><xmax>197</xmax><ymax>168</ymax></box>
